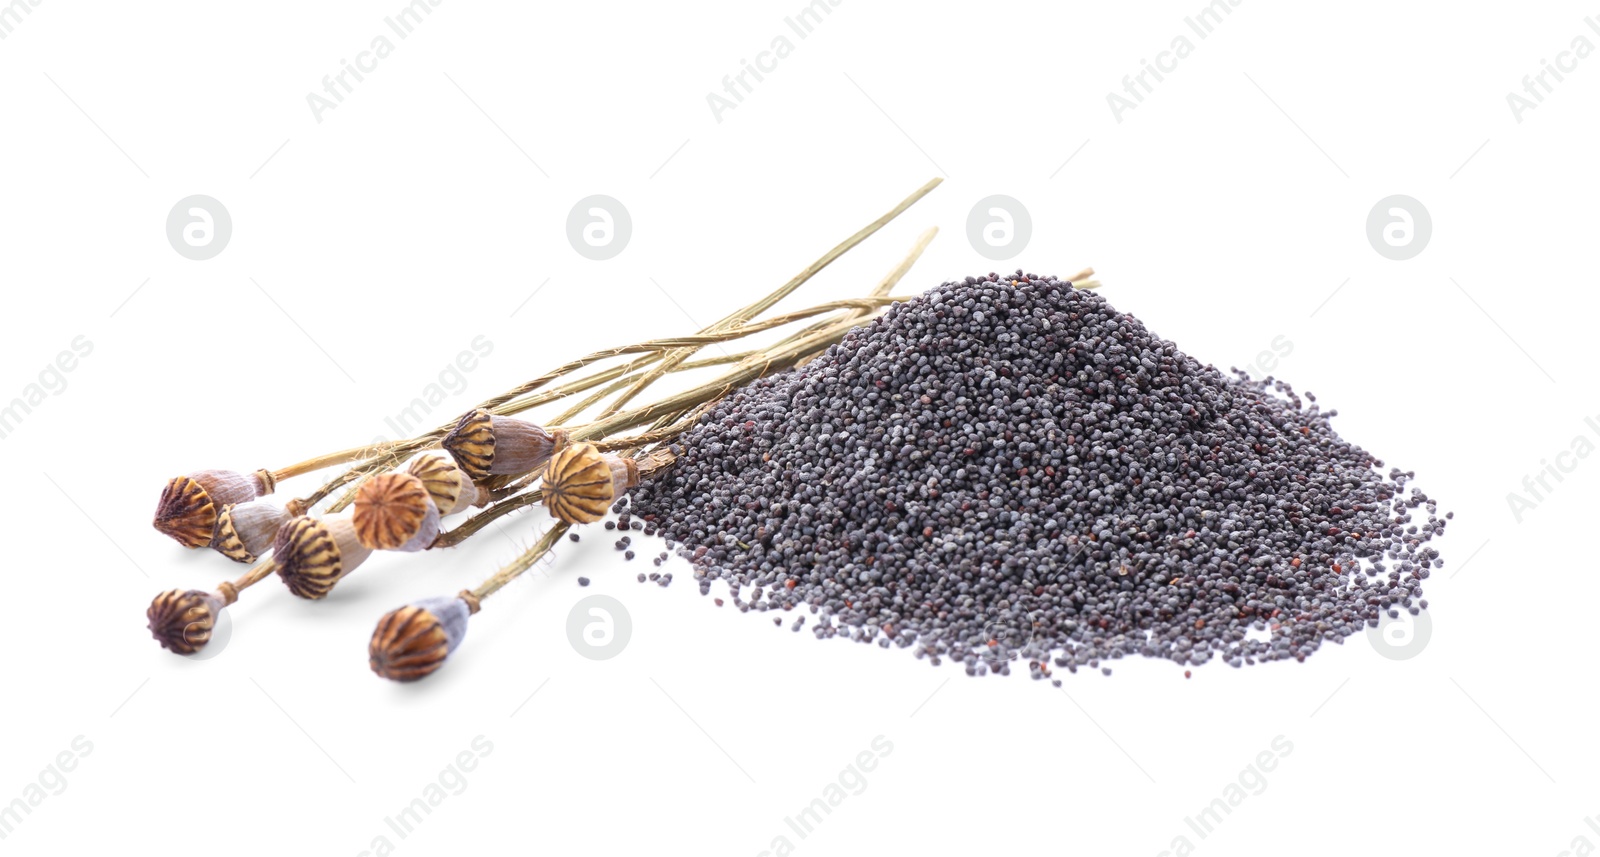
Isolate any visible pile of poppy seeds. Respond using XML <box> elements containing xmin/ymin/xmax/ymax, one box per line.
<box><xmin>626</xmin><ymin>272</ymin><xmax>1448</xmax><ymax>678</ymax></box>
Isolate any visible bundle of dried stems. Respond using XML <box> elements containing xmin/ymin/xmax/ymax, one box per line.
<box><xmin>141</xmin><ymin>178</ymin><xmax>1097</xmax><ymax>680</ymax></box>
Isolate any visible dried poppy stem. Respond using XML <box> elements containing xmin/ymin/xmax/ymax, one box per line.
<box><xmin>486</xmin><ymin>464</ymin><xmax>546</xmax><ymax>502</ymax></box>
<box><xmin>429</xmin><ymin>489</ymin><xmax>544</xmax><ymax>548</ymax></box>
<box><xmin>301</xmin><ymin>296</ymin><xmax>896</xmax><ymax>513</ymax></box>
<box><xmin>681</xmin><ymin>181</ymin><xmax>942</xmax><ymax>341</ymax></box>
<box><xmin>271</xmin><ymin>440</ymin><xmax>412</xmax><ymax>483</ymax></box>
<box><xmin>547</xmin><ymin>261</ymin><xmax>933</xmax><ymax>450</ymax></box>
<box><xmin>229</xmin><ymin>557</ymin><xmax>281</xmax><ymax>592</ymax></box>
<box><xmin>296</xmin><ymin>444</ymin><xmax>428</xmax><ymax>511</ymax></box>
<box><xmin>425</xmin><ymin>235</ymin><xmax>940</xmax><ymax>562</ymax></box>
<box><xmin>675</xmin><ymin>224</ymin><xmax>929</xmax><ymax>362</ymax></box>
<box><xmin>295</xmin><ymin>313</ymin><xmax>853</xmax><ymax>511</ymax></box>
<box><xmin>278</xmin><ymin>222</ymin><xmax>944</xmax><ymax>549</ymax></box>
<box><xmin>564</xmin><ymin>316</ymin><xmax>864</xmax><ymax>443</ymax></box>
<box><xmin>163</xmin><ymin>181</ymin><xmax>944</xmax><ymax>529</ymax></box>
<box><xmin>854</xmin><ymin>225</ymin><xmax>938</xmax><ymax>322</ymax></box>
<box><xmin>593</xmin><ymin>179</ymin><xmax>942</xmax><ymax>420</ymax></box>
<box><xmin>549</xmin><ymin>296</ymin><xmax>909</xmax><ymax>425</ymax></box>
<box><xmin>588</xmin><ymin>226</ymin><xmax>938</xmax><ymax>421</ymax></box>
<box><xmin>469</xmin><ymin>522</ymin><xmax>572</xmax><ymax>601</ymax></box>
<box><xmin>288</xmin><ymin>180</ymin><xmax>943</xmax><ymax>512</ymax></box>
<box><xmin>500</xmin><ymin>176</ymin><xmax>942</xmax><ymax>422</ymax></box>
<box><xmin>484</xmin><ymin>356</ymin><xmax>664</xmax><ymax>424</ymax></box>
<box><xmin>591</xmin><ymin>403</ymin><xmax>717</xmax><ymax>452</ymax></box>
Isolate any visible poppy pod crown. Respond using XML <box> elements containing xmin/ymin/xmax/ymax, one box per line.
<box><xmin>543</xmin><ymin>440</ymin><xmax>639</xmax><ymax>525</ymax></box>
<box><xmin>153</xmin><ymin>469</ymin><xmax>275</xmax><ymax>548</ymax></box>
<box><xmin>274</xmin><ymin>514</ymin><xmax>372</xmax><ymax>600</ymax></box>
<box><xmin>441</xmin><ymin>409</ymin><xmax>560</xmax><ymax>481</ymax></box>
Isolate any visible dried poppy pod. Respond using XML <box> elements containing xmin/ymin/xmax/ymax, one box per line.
<box><xmin>352</xmin><ymin>473</ymin><xmax>440</xmax><ymax>551</ymax></box>
<box><xmin>369</xmin><ymin>594</ymin><xmax>475</xmax><ymax>682</ymax></box>
<box><xmin>211</xmin><ymin>501</ymin><xmax>291</xmax><ymax>563</ymax></box>
<box><xmin>441</xmin><ymin>409</ymin><xmax>560</xmax><ymax>481</ymax></box>
<box><xmin>544</xmin><ymin>441</ymin><xmax>639</xmax><ymax>524</ymax></box>
<box><xmin>404</xmin><ymin>454</ymin><xmax>488</xmax><ymax>515</ymax></box>
<box><xmin>146</xmin><ymin>588</ymin><xmax>229</xmax><ymax>655</ymax></box>
<box><xmin>274</xmin><ymin>513</ymin><xmax>373</xmax><ymax>600</ymax></box>
<box><xmin>153</xmin><ymin>469</ymin><xmax>275</xmax><ymax>548</ymax></box>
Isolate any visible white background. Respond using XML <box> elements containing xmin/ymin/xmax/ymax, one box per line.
<box><xmin>1</xmin><ymin>1</ymin><xmax>1596</xmax><ymax>854</ymax></box>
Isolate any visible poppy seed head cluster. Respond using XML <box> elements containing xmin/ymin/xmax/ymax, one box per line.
<box><xmin>629</xmin><ymin>272</ymin><xmax>1447</xmax><ymax>677</ymax></box>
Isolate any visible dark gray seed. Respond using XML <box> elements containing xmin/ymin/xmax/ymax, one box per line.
<box><xmin>624</xmin><ymin>272</ymin><xmax>1448</xmax><ymax>682</ymax></box>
